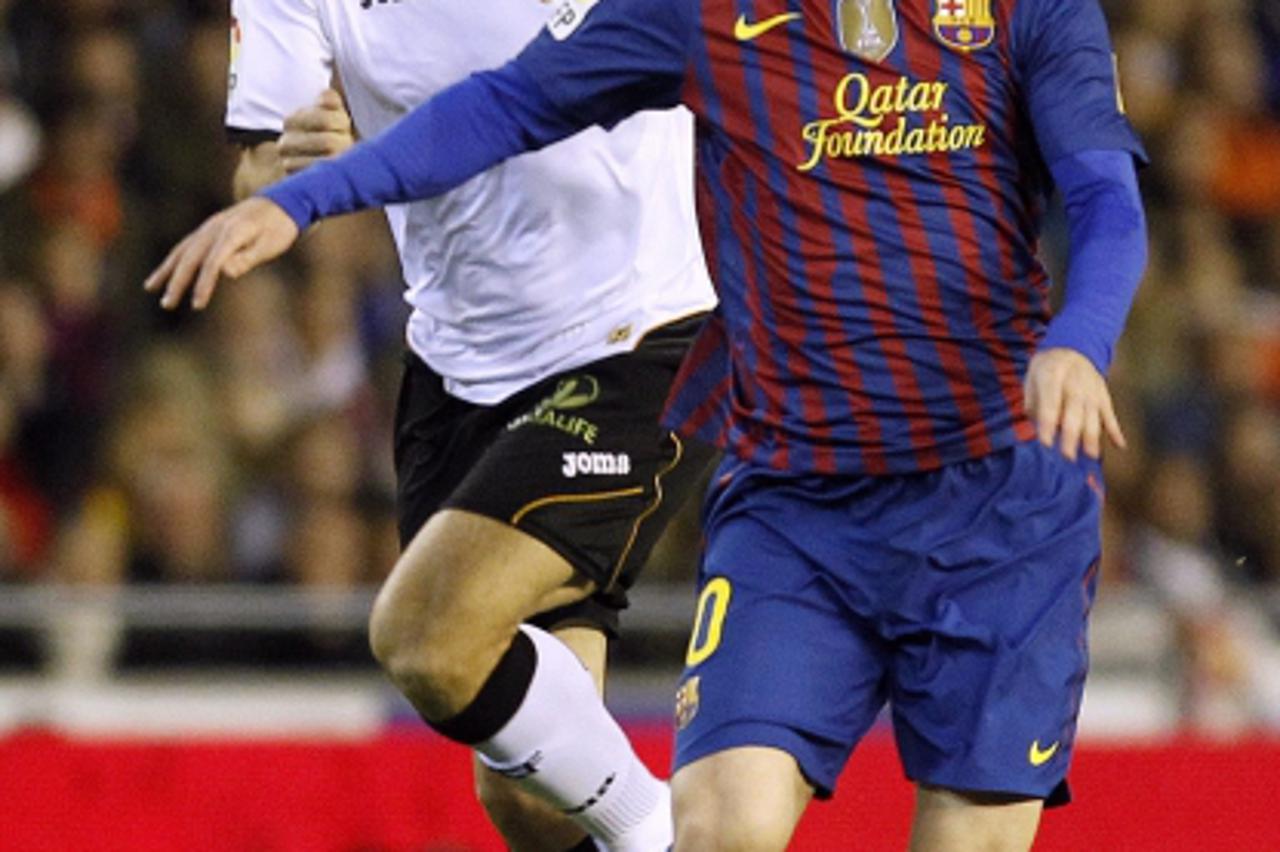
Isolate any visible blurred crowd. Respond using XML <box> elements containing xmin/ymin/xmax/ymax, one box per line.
<box><xmin>1096</xmin><ymin>0</ymin><xmax>1280</xmax><ymax>732</ymax></box>
<box><xmin>0</xmin><ymin>1</ymin><xmax>1278</xmax><ymax>727</ymax></box>
<box><xmin>0</xmin><ymin>0</ymin><xmax>410</xmax><ymax>668</ymax></box>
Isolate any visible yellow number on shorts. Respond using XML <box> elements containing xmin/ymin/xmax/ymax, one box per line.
<box><xmin>685</xmin><ymin>577</ymin><xmax>732</xmax><ymax>666</ymax></box>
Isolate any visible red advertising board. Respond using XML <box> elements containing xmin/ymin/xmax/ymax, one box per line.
<box><xmin>2</xmin><ymin>726</ymin><xmax>1275</xmax><ymax>851</ymax></box>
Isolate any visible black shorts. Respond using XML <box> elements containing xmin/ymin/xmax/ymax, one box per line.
<box><xmin>393</xmin><ymin>314</ymin><xmax>715</xmax><ymax>636</ymax></box>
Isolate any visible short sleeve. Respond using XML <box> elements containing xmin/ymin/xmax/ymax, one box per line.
<box><xmin>515</xmin><ymin>0</ymin><xmax>696</xmax><ymax>129</ymax></box>
<box><xmin>227</xmin><ymin>0</ymin><xmax>333</xmax><ymax>144</ymax></box>
<box><xmin>1012</xmin><ymin>0</ymin><xmax>1147</xmax><ymax>167</ymax></box>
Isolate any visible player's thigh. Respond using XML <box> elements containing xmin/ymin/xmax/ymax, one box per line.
<box><xmin>672</xmin><ymin>746</ymin><xmax>812</xmax><ymax>852</ymax></box>
<box><xmin>388</xmin><ymin>354</ymin><xmax>607</xmax><ymax>637</ymax></box>
<box><xmin>444</xmin><ymin>338</ymin><xmax>713</xmax><ymax>621</ymax></box>
<box><xmin>673</xmin><ymin>458</ymin><xmax>889</xmax><ymax>799</ymax></box>
<box><xmin>392</xmin><ymin>322</ymin><xmax>712</xmax><ymax>636</ymax></box>
<box><xmin>909</xmin><ymin>786</ymin><xmax>1042</xmax><ymax>852</ymax></box>
<box><xmin>889</xmin><ymin>441</ymin><xmax>1103</xmax><ymax>802</ymax></box>
<box><xmin>459</xmin><ymin>348</ymin><xmax>710</xmax><ymax>593</ymax></box>
<box><xmin>376</xmin><ymin>508</ymin><xmax>591</xmax><ymax>648</ymax></box>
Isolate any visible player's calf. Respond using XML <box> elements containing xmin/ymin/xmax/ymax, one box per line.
<box><xmin>474</xmin><ymin>759</ymin><xmax>595</xmax><ymax>852</ymax></box>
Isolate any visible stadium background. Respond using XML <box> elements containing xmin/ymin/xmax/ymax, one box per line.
<box><xmin>1</xmin><ymin>0</ymin><xmax>1278</xmax><ymax>849</ymax></box>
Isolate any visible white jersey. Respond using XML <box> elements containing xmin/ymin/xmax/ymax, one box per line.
<box><xmin>227</xmin><ymin>0</ymin><xmax>715</xmax><ymax>404</ymax></box>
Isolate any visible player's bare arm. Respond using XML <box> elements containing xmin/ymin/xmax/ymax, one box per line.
<box><xmin>232</xmin><ymin>89</ymin><xmax>353</xmax><ymax>200</ymax></box>
<box><xmin>143</xmin><ymin>198</ymin><xmax>297</xmax><ymax>310</ymax></box>
<box><xmin>232</xmin><ymin>139</ymin><xmax>284</xmax><ymax>201</ymax></box>
<box><xmin>278</xmin><ymin>89</ymin><xmax>354</xmax><ymax>174</ymax></box>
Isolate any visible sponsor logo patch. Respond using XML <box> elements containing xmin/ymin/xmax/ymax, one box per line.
<box><xmin>799</xmin><ymin>73</ymin><xmax>987</xmax><ymax>172</ymax></box>
<box><xmin>562</xmin><ymin>451</ymin><xmax>632</xmax><ymax>479</ymax></box>
<box><xmin>508</xmin><ymin>375</ymin><xmax>602</xmax><ymax>445</ymax></box>
<box><xmin>547</xmin><ymin>0</ymin><xmax>600</xmax><ymax>41</ymax></box>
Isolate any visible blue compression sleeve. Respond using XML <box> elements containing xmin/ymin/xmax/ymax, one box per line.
<box><xmin>1039</xmin><ymin>149</ymin><xmax>1147</xmax><ymax>375</ymax></box>
<box><xmin>262</xmin><ymin>61</ymin><xmax>582</xmax><ymax>230</ymax></box>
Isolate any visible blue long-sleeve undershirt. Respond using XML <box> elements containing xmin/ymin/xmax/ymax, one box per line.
<box><xmin>1040</xmin><ymin>149</ymin><xmax>1148</xmax><ymax>375</ymax></box>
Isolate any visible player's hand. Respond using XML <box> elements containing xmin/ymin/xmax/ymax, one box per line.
<box><xmin>143</xmin><ymin>197</ymin><xmax>299</xmax><ymax>311</ymax></box>
<box><xmin>1024</xmin><ymin>347</ymin><xmax>1126</xmax><ymax>462</ymax></box>
<box><xmin>279</xmin><ymin>89</ymin><xmax>354</xmax><ymax>174</ymax></box>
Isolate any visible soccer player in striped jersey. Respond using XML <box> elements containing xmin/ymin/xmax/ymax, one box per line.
<box><xmin>203</xmin><ymin>2</ymin><xmax>718</xmax><ymax>851</ymax></box>
<box><xmin>149</xmin><ymin>1</ymin><xmax>1148</xmax><ymax>849</ymax></box>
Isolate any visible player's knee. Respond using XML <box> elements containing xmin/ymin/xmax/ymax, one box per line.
<box><xmin>911</xmin><ymin>785</ymin><xmax>1042</xmax><ymax>852</ymax></box>
<box><xmin>675</xmin><ymin>795</ymin><xmax>792</xmax><ymax>852</ymax></box>
<box><xmin>368</xmin><ymin>587</ymin><xmax>416</xmax><ymax>686</ymax></box>
<box><xmin>368</xmin><ymin>583</ymin><xmax>404</xmax><ymax>673</ymax></box>
<box><xmin>368</xmin><ymin>561</ymin><xmax>515</xmax><ymax>711</ymax></box>
<box><xmin>368</xmin><ymin>572</ymin><xmax>458</xmax><ymax>692</ymax></box>
<box><xmin>676</xmin><ymin>817</ymin><xmax>789</xmax><ymax>852</ymax></box>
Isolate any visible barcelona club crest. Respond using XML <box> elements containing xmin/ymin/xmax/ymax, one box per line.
<box><xmin>836</xmin><ymin>0</ymin><xmax>899</xmax><ymax>63</ymax></box>
<box><xmin>674</xmin><ymin>676</ymin><xmax>701</xmax><ymax>731</ymax></box>
<box><xmin>933</xmin><ymin>0</ymin><xmax>995</xmax><ymax>52</ymax></box>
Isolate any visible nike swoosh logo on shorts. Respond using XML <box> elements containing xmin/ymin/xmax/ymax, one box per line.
<box><xmin>1028</xmin><ymin>740</ymin><xmax>1060</xmax><ymax>767</ymax></box>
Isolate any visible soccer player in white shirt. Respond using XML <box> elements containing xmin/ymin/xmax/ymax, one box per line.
<box><xmin>219</xmin><ymin>2</ymin><xmax>715</xmax><ymax>850</ymax></box>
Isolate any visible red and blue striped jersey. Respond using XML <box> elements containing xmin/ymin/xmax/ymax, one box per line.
<box><xmin>519</xmin><ymin>0</ymin><xmax>1145</xmax><ymax>475</ymax></box>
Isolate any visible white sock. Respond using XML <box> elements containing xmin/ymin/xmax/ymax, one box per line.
<box><xmin>476</xmin><ymin>625</ymin><xmax>672</xmax><ymax>851</ymax></box>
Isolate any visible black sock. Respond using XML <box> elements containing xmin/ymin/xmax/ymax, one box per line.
<box><xmin>429</xmin><ymin>630</ymin><xmax>537</xmax><ymax>745</ymax></box>
<box><xmin>562</xmin><ymin>837</ymin><xmax>598</xmax><ymax>852</ymax></box>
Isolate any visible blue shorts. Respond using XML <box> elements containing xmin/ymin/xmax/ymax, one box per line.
<box><xmin>671</xmin><ymin>440</ymin><xmax>1102</xmax><ymax>803</ymax></box>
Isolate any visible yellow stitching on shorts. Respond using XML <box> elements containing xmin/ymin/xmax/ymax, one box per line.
<box><xmin>510</xmin><ymin>486</ymin><xmax>646</xmax><ymax>527</ymax></box>
<box><xmin>606</xmin><ymin>432</ymin><xmax>685</xmax><ymax>592</ymax></box>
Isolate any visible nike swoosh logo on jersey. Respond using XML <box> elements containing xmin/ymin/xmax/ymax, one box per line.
<box><xmin>734</xmin><ymin>12</ymin><xmax>801</xmax><ymax>41</ymax></box>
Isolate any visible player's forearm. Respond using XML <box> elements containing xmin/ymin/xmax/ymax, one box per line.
<box><xmin>232</xmin><ymin>140</ymin><xmax>285</xmax><ymax>201</ymax></box>
<box><xmin>262</xmin><ymin>62</ymin><xmax>582</xmax><ymax>230</ymax></box>
<box><xmin>1039</xmin><ymin>149</ymin><xmax>1147</xmax><ymax>374</ymax></box>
